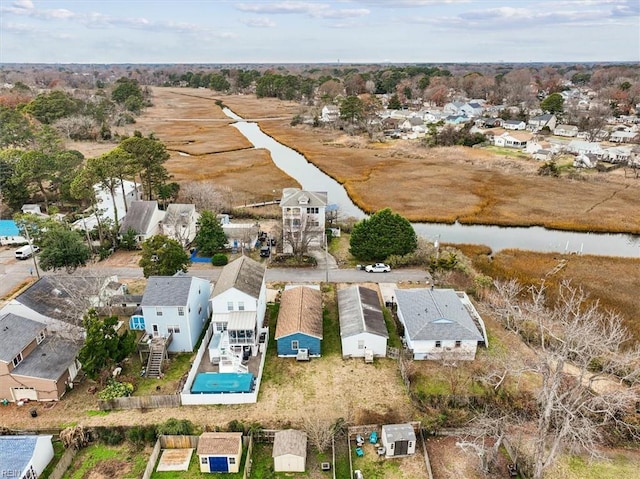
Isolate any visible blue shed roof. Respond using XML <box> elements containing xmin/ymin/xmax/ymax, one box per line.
<box><xmin>0</xmin><ymin>220</ymin><xmax>20</xmax><ymax>236</ymax></box>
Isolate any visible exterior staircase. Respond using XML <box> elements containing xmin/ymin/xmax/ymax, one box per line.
<box><xmin>146</xmin><ymin>344</ymin><xmax>165</xmax><ymax>379</ymax></box>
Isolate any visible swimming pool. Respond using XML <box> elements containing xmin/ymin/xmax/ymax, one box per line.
<box><xmin>191</xmin><ymin>372</ymin><xmax>255</xmax><ymax>394</ymax></box>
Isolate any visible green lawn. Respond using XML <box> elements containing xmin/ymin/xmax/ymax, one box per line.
<box><xmin>62</xmin><ymin>443</ymin><xmax>148</xmax><ymax>479</ymax></box>
<box><xmin>122</xmin><ymin>352</ymin><xmax>193</xmax><ymax>396</ymax></box>
<box><xmin>553</xmin><ymin>453</ymin><xmax>640</xmax><ymax>479</ymax></box>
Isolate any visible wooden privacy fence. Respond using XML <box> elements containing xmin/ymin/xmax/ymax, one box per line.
<box><xmin>97</xmin><ymin>393</ymin><xmax>181</xmax><ymax>411</ymax></box>
<box><xmin>160</xmin><ymin>434</ymin><xmax>200</xmax><ymax>449</ymax></box>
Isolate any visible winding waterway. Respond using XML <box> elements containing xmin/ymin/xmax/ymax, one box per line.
<box><xmin>225</xmin><ymin>109</ymin><xmax>640</xmax><ymax>258</ymax></box>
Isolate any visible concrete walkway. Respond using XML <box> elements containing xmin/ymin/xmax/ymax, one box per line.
<box><xmin>309</xmin><ymin>247</ymin><xmax>339</xmax><ymax>270</ymax></box>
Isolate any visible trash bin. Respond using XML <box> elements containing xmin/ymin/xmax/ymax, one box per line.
<box><xmin>30</xmin><ymin>408</ymin><xmax>37</xmax><ymax>418</ymax></box>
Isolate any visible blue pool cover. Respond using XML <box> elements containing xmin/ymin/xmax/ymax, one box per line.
<box><xmin>191</xmin><ymin>372</ymin><xmax>255</xmax><ymax>394</ymax></box>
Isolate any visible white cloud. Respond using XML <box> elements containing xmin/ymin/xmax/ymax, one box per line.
<box><xmin>236</xmin><ymin>1</ymin><xmax>369</xmax><ymax>19</ymax></box>
<box><xmin>242</xmin><ymin>17</ymin><xmax>277</xmax><ymax>28</ymax></box>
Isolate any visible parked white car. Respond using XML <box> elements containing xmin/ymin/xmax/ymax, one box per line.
<box><xmin>365</xmin><ymin>263</ymin><xmax>391</xmax><ymax>273</ymax></box>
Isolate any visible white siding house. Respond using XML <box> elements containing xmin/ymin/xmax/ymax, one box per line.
<box><xmin>280</xmin><ymin>188</ymin><xmax>327</xmax><ymax>254</ymax></box>
<box><xmin>160</xmin><ymin>203</ymin><xmax>199</xmax><ymax>247</ymax></box>
<box><xmin>338</xmin><ymin>286</ymin><xmax>388</xmax><ymax>359</ymax></box>
<box><xmin>394</xmin><ymin>288</ymin><xmax>486</xmax><ymax>360</ymax></box>
<box><xmin>118</xmin><ymin>200</ymin><xmax>165</xmax><ymax>243</ymax></box>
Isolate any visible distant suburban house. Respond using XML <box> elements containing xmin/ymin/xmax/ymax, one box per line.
<box><xmin>209</xmin><ymin>256</ymin><xmax>267</xmax><ymax>357</ymax></box>
<box><xmin>394</xmin><ymin>288</ymin><xmax>486</xmax><ymax>360</ymax></box>
<box><xmin>222</xmin><ymin>222</ymin><xmax>260</xmax><ymax>251</ymax></box>
<box><xmin>443</xmin><ymin>101</ymin><xmax>466</xmax><ymax>115</ymax></box>
<box><xmin>0</xmin><ymin>219</ymin><xmax>27</xmax><ymax>246</ymax></box>
<box><xmin>443</xmin><ymin>114</ymin><xmax>468</xmax><ymax>125</ymax></box>
<box><xmin>273</xmin><ymin>429</ymin><xmax>307</xmax><ymax>472</ymax></box>
<box><xmin>459</xmin><ymin>101</ymin><xmax>485</xmax><ymax>117</ymax></box>
<box><xmin>118</xmin><ymin>200</ymin><xmax>165</xmax><ymax>243</ymax></box>
<box><xmin>604</xmin><ymin>146</ymin><xmax>633</xmax><ymax>163</ymax></box>
<box><xmin>565</xmin><ymin>140</ymin><xmax>604</xmax><ymax>157</ymax></box>
<box><xmin>275</xmin><ymin>285</ymin><xmax>323</xmax><ymax>358</ymax></box>
<box><xmin>610</xmin><ymin>130</ymin><xmax>638</xmax><ymax>143</ymax></box>
<box><xmin>134</xmin><ymin>275</ymin><xmax>211</xmax><ymax>352</ymax></box>
<box><xmin>321</xmin><ymin>105</ymin><xmax>340</xmax><ymax>122</ymax></box>
<box><xmin>503</xmin><ymin>120</ymin><xmax>527</xmax><ymax>131</ymax></box>
<box><xmin>493</xmin><ymin>131</ymin><xmax>530</xmax><ymax>149</ymax></box>
<box><xmin>0</xmin><ymin>313</ymin><xmax>81</xmax><ymax>402</ymax></box>
<box><xmin>280</xmin><ymin>188</ymin><xmax>327</xmax><ymax>254</ymax></box>
<box><xmin>381</xmin><ymin>424</ymin><xmax>417</xmax><ymax>458</ymax></box>
<box><xmin>338</xmin><ymin>286</ymin><xmax>388</xmax><ymax>359</ymax></box>
<box><xmin>476</xmin><ymin>117</ymin><xmax>503</xmax><ymax>129</ymax></box>
<box><xmin>399</xmin><ymin>116</ymin><xmax>425</xmax><ymax>132</ymax></box>
<box><xmin>0</xmin><ymin>435</ymin><xmax>54</xmax><ymax>478</ymax></box>
<box><xmin>527</xmin><ymin>113</ymin><xmax>557</xmax><ymax>132</ymax></box>
<box><xmin>21</xmin><ymin>204</ymin><xmax>45</xmax><ymax>216</ymax></box>
<box><xmin>553</xmin><ymin>124</ymin><xmax>579</xmax><ymax>137</ymax></box>
<box><xmin>533</xmin><ymin>149</ymin><xmax>555</xmax><ymax>161</ymax></box>
<box><xmin>196</xmin><ymin>432</ymin><xmax>243</xmax><ymax>474</ymax></box>
<box><xmin>160</xmin><ymin>203</ymin><xmax>199</xmax><ymax>247</ymax></box>
<box><xmin>0</xmin><ymin>275</ymin><xmax>125</xmax><ymax>338</ymax></box>
<box><xmin>72</xmin><ymin>180</ymin><xmax>140</xmax><ymax>232</ymax></box>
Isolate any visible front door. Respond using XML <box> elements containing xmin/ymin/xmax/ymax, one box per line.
<box><xmin>152</xmin><ymin>324</ymin><xmax>159</xmax><ymax>337</ymax></box>
<box><xmin>208</xmin><ymin>456</ymin><xmax>228</xmax><ymax>472</ymax></box>
<box><xmin>395</xmin><ymin>440</ymin><xmax>409</xmax><ymax>455</ymax></box>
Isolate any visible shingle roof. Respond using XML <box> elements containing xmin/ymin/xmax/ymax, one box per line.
<box><xmin>272</xmin><ymin>429</ymin><xmax>307</xmax><ymax>458</ymax></box>
<box><xmin>163</xmin><ymin>204</ymin><xmax>195</xmax><ymax>224</ymax></box>
<box><xmin>196</xmin><ymin>432</ymin><xmax>242</xmax><ymax>456</ymax></box>
<box><xmin>118</xmin><ymin>200</ymin><xmax>160</xmax><ymax>235</ymax></box>
<box><xmin>275</xmin><ymin>286</ymin><xmax>323</xmax><ymax>340</ymax></box>
<box><xmin>394</xmin><ymin>288</ymin><xmax>483</xmax><ymax>342</ymax></box>
<box><xmin>0</xmin><ymin>313</ymin><xmax>45</xmax><ymax>362</ymax></box>
<box><xmin>211</xmin><ymin>256</ymin><xmax>265</xmax><ymax>300</ymax></box>
<box><xmin>338</xmin><ymin>286</ymin><xmax>388</xmax><ymax>339</ymax></box>
<box><xmin>11</xmin><ymin>335</ymin><xmax>81</xmax><ymax>381</ymax></box>
<box><xmin>280</xmin><ymin>188</ymin><xmax>328</xmax><ymax>208</ymax></box>
<box><xmin>0</xmin><ymin>436</ymin><xmax>38</xmax><ymax>474</ymax></box>
<box><xmin>142</xmin><ymin>276</ymin><xmax>202</xmax><ymax>306</ymax></box>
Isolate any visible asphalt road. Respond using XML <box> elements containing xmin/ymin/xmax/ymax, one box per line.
<box><xmin>0</xmin><ymin>247</ymin><xmax>431</xmax><ymax>301</ymax></box>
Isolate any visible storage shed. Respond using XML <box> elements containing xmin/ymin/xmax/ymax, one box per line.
<box><xmin>0</xmin><ymin>435</ymin><xmax>54</xmax><ymax>478</ymax></box>
<box><xmin>196</xmin><ymin>432</ymin><xmax>243</xmax><ymax>473</ymax></box>
<box><xmin>272</xmin><ymin>429</ymin><xmax>307</xmax><ymax>472</ymax></box>
<box><xmin>338</xmin><ymin>286</ymin><xmax>388</xmax><ymax>359</ymax></box>
<box><xmin>381</xmin><ymin>424</ymin><xmax>416</xmax><ymax>457</ymax></box>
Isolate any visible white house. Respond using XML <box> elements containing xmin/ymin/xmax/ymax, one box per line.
<box><xmin>321</xmin><ymin>105</ymin><xmax>339</xmax><ymax>122</ymax></box>
<box><xmin>338</xmin><ymin>286</ymin><xmax>388</xmax><ymax>359</ymax></box>
<box><xmin>610</xmin><ymin>130</ymin><xmax>638</xmax><ymax>143</ymax></box>
<box><xmin>280</xmin><ymin>188</ymin><xmax>327</xmax><ymax>254</ymax></box>
<box><xmin>566</xmin><ymin>140</ymin><xmax>604</xmax><ymax>157</ymax></box>
<box><xmin>196</xmin><ymin>432</ymin><xmax>243</xmax><ymax>473</ymax></box>
<box><xmin>493</xmin><ymin>131</ymin><xmax>530</xmax><ymax>149</ymax></box>
<box><xmin>381</xmin><ymin>424</ymin><xmax>416</xmax><ymax>458</ymax></box>
<box><xmin>273</xmin><ymin>429</ymin><xmax>307</xmax><ymax>472</ymax></box>
<box><xmin>160</xmin><ymin>203</ymin><xmax>199</xmax><ymax>247</ymax></box>
<box><xmin>73</xmin><ymin>180</ymin><xmax>140</xmax><ymax>232</ymax></box>
<box><xmin>118</xmin><ymin>200</ymin><xmax>165</xmax><ymax>243</ymax></box>
<box><xmin>503</xmin><ymin>120</ymin><xmax>526</xmax><ymax>130</ymax></box>
<box><xmin>0</xmin><ymin>435</ymin><xmax>54</xmax><ymax>479</ymax></box>
<box><xmin>136</xmin><ymin>275</ymin><xmax>211</xmax><ymax>352</ymax></box>
<box><xmin>209</xmin><ymin>256</ymin><xmax>267</xmax><ymax>357</ymax></box>
<box><xmin>394</xmin><ymin>288</ymin><xmax>486</xmax><ymax>360</ymax></box>
<box><xmin>553</xmin><ymin>124</ymin><xmax>579</xmax><ymax>137</ymax></box>
<box><xmin>527</xmin><ymin>113</ymin><xmax>557</xmax><ymax>132</ymax></box>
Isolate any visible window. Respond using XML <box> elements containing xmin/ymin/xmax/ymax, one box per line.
<box><xmin>12</xmin><ymin>352</ymin><xmax>23</xmax><ymax>367</ymax></box>
<box><xmin>201</xmin><ymin>457</ymin><xmax>207</xmax><ymax>464</ymax></box>
<box><xmin>455</xmin><ymin>340</ymin><xmax>462</xmax><ymax>348</ymax></box>
<box><xmin>156</xmin><ymin>307</ymin><xmax>163</xmax><ymax>316</ymax></box>
<box><xmin>307</xmin><ymin>207</ymin><xmax>319</xmax><ymax>214</ymax></box>
<box><xmin>435</xmin><ymin>341</ymin><xmax>442</xmax><ymax>348</ymax></box>
<box><xmin>168</xmin><ymin>326</ymin><xmax>181</xmax><ymax>334</ymax></box>
<box><xmin>229</xmin><ymin>458</ymin><xmax>236</xmax><ymax>465</ymax></box>
<box><xmin>178</xmin><ymin>307</ymin><xmax>185</xmax><ymax>316</ymax></box>
<box><xmin>238</xmin><ymin>301</ymin><xmax>245</xmax><ymax>311</ymax></box>
<box><xmin>357</xmin><ymin>340</ymin><xmax>365</xmax><ymax>350</ymax></box>
<box><xmin>292</xmin><ymin>218</ymin><xmax>301</xmax><ymax>227</ymax></box>
<box><xmin>291</xmin><ymin>340</ymin><xmax>299</xmax><ymax>350</ymax></box>
<box><xmin>36</xmin><ymin>330</ymin><xmax>46</xmax><ymax>344</ymax></box>
<box><xmin>227</xmin><ymin>301</ymin><xmax>234</xmax><ymax>311</ymax></box>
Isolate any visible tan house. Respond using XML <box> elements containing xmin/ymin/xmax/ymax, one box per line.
<box><xmin>273</xmin><ymin>429</ymin><xmax>307</xmax><ymax>472</ymax></box>
<box><xmin>0</xmin><ymin>313</ymin><xmax>81</xmax><ymax>402</ymax></box>
<box><xmin>196</xmin><ymin>432</ymin><xmax>243</xmax><ymax>473</ymax></box>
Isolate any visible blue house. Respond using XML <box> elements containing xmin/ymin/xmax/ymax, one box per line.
<box><xmin>132</xmin><ymin>274</ymin><xmax>211</xmax><ymax>353</ymax></box>
<box><xmin>275</xmin><ymin>286</ymin><xmax>323</xmax><ymax>358</ymax></box>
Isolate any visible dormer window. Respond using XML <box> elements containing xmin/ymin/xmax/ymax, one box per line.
<box><xmin>12</xmin><ymin>352</ymin><xmax>23</xmax><ymax>367</ymax></box>
<box><xmin>36</xmin><ymin>330</ymin><xmax>46</xmax><ymax>344</ymax></box>
<box><xmin>298</xmin><ymin>195</ymin><xmax>309</xmax><ymax>205</ymax></box>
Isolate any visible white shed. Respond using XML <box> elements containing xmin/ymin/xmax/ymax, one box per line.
<box><xmin>0</xmin><ymin>435</ymin><xmax>54</xmax><ymax>478</ymax></box>
<box><xmin>338</xmin><ymin>286</ymin><xmax>388</xmax><ymax>359</ymax></box>
<box><xmin>273</xmin><ymin>429</ymin><xmax>307</xmax><ymax>472</ymax></box>
<box><xmin>381</xmin><ymin>424</ymin><xmax>416</xmax><ymax>457</ymax></box>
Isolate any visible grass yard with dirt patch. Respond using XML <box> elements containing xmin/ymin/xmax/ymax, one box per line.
<box><xmin>61</xmin><ymin>443</ymin><xmax>149</xmax><ymax>479</ymax></box>
<box><xmin>150</xmin><ymin>447</ymin><xmax>247</xmax><ymax>479</ymax></box>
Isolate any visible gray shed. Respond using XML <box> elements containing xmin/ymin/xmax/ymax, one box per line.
<box><xmin>381</xmin><ymin>424</ymin><xmax>416</xmax><ymax>457</ymax></box>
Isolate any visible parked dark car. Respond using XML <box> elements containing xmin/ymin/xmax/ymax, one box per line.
<box><xmin>260</xmin><ymin>245</ymin><xmax>271</xmax><ymax>257</ymax></box>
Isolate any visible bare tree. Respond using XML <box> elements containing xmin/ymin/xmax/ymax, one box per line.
<box><xmin>303</xmin><ymin>417</ymin><xmax>343</xmax><ymax>453</ymax></box>
<box><xmin>282</xmin><ymin>212</ymin><xmax>323</xmax><ymax>257</ymax></box>
<box><xmin>178</xmin><ymin>181</ymin><xmax>229</xmax><ymax>212</ymax></box>
<box><xmin>489</xmin><ymin>280</ymin><xmax>640</xmax><ymax>479</ymax></box>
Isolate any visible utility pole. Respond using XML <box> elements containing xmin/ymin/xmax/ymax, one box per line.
<box><xmin>22</xmin><ymin>223</ymin><xmax>41</xmax><ymax>279</ymax></box>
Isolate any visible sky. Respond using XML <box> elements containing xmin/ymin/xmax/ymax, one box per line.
<box><xmin>0</xmin><ymin>0</ymin><xmax>639</xmax><ymax>64</ymax></box>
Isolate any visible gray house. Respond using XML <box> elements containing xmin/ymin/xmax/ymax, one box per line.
<box><xmin>118</xmin><ymin>200</ymin><xmax>165</xmax><ymax>243</ymax></box>
<box><xmin>394</xmin><ymin>288</ymin><xmax>485</xmax><ymax>360</ymax></box>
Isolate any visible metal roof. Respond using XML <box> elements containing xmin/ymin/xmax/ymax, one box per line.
<box><xmin>338</xmin><ymin>286</ymin><xmax>388</xmax><ymax>339</ymax></box>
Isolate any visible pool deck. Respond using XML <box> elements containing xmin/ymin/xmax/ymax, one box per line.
<box><xmin>196</xmin><ymin>348</ymin><xmax>262</xmax><ymax>378</ymax></box>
